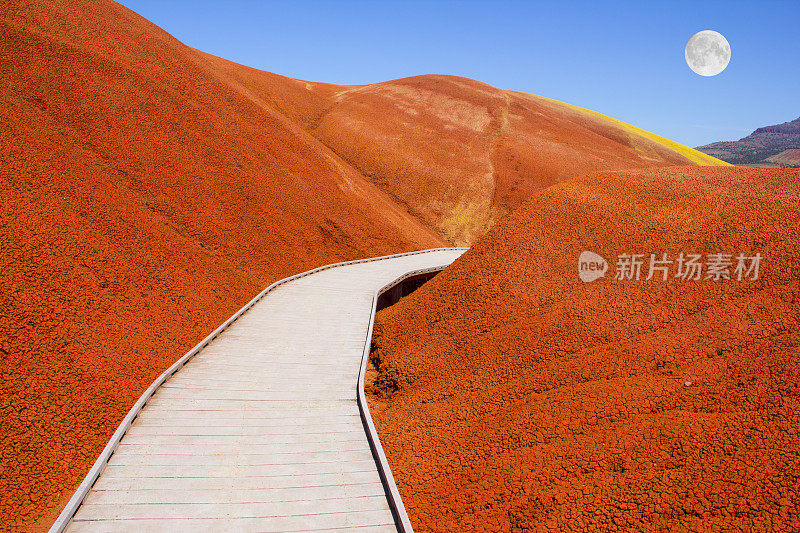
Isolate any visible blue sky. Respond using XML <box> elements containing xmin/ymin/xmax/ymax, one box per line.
<box><xmin>118</xmin><ymin>0</ymin><xmax>799</xmax><ymax>147</ymax></box>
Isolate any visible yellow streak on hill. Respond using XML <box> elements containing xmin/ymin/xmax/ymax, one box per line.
<box><xmin>529</xmin><ymin>94</ymin><xmax>731</xmax><ymax>167</ymax></box>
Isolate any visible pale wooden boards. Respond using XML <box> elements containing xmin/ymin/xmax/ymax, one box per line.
<box><xmin>66</xmin><ymin>249</ymin><xmax>464</xmax><ymax>532</ymax></box>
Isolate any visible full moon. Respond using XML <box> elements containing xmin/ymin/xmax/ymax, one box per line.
<box><xmin>685</xmin><ymin>30</ymin><xmax>731</xmax><ymax>76</ymax></box>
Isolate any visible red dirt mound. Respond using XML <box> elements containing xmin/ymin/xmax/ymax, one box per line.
<box><xmin>230</xmin><ymin>72</ymin><xmax>727</xmax><ymax>245</ymax></box>
<box><xmin>369</xmin><ymin>166</ymin><xmax>800</xmax><ymax>532</ymax></box>
<box><xmin>1</xmin><ymin>0</ymin><xmax>445</xmax><ymax>530</ymax></box>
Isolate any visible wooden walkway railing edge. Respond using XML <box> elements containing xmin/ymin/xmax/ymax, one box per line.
<box><xmin>49</xmin><ymin>247</ymin><xmax>467</xmax><ymax>533</ymax></box>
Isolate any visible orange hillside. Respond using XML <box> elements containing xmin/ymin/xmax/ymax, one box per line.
<box><xmin>206</xmin><ymin>63</ymin><xmax>728</xmax><ymax>245</ymax></box>
<box><xmin>369</xmin><ymin>166</ymin><xmax>800</xmax><ymax>532</ymax></box>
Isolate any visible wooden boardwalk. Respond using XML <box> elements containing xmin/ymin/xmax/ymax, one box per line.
<box><xmin>54</xmin><ymin>248</ymin><xmax>465</xmax><ymax>532</ymax></box>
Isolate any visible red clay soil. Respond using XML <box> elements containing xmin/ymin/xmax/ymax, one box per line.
<box><xmin>369</xmin><ymin>167</ymin><xmax>800</xmax><ymax>532</ymax></box>
<box><xmin>229</xmin><ymin>70</ymin><xmax>724</xmax><ymax>245</ymax></box>
<box><xmin>1</xmin><ymin>1</ymin><xmax>447</xmax><ymax>530</ymax></box>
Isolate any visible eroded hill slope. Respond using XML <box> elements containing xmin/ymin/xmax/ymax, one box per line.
<box><xmin>197</xmin><ymin>55</ymin><xmax>728</xmax><ymax>245</ymax></box>
<box><xmin>369</xmin><ymin>166</ymin><xmax>799</xmax><ymax>532</ymax></box>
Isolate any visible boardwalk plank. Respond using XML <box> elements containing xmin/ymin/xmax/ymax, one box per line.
<box><xmin>62</xmin><ymin>249</ymin><xmax>465</xmax><ymax>531</ymax></box>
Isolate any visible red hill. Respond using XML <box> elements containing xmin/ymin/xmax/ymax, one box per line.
<box><xmin>369</xmin><ymin>166</ymin><xmax>800</xmax><ymax>531</ymax></box>
<box><xmin>220</xmin><ymin>67</ymin><xmax>726</xmax><ymax>244</ymax></box>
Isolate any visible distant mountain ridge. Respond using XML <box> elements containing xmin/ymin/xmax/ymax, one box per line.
<box><xmin>696</xmin><ymin>116</ymin><xmax>800</xmax><ymax>166</ymax></box>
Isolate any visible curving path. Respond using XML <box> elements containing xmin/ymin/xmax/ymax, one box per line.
<box><xmin>52</xmin><ymin>248</ymin><xmax>466</xmax><ymax>533</ymax></box>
